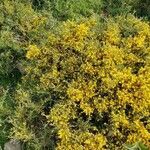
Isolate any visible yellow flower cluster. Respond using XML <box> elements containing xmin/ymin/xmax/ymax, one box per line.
<box><xmin>60</xmin><ymin>19</ymin><xmax>94</xmax><ymax>51</ymax></box>
<box><xmin>20</xmin><ymin>15</ymin><xmax>150</xmax><ymax>149</ymax></box>
<box><xmin>26</xmin><ymin>45</ymin><xmax>40</xmax><ymax>59</ymax></box>
<box><xmin>103</xmin><ymin>21</ymin><xmax>120</xmax><ymax>45</ymax></box>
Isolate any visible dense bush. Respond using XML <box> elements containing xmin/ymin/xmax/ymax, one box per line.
<box><xmin>0</xmin><ymin>0</ymin><xmax>56</xmax><ymax>148</ymax></box>
<box><xmin>48</xmin><ymin>0</ymin><xmax>150</xmax><ymax>20</ymax></box>
<box><xmin>0</xmin><ymin>0</ymin><xmax>56</xmax><ymax>84</ymax></box>
<box><xmin>10</xmin><ymin>15</ymin><xmax>150</xmax><ymax>149</ymax></box>
<box><xmin>0</xmin><ymin>0</ymin><xmax>150</xmax><ymax>150</ymax></box>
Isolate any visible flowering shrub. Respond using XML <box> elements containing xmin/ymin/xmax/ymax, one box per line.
<box><xmin>0</xmin><ymin>0</ymin><xmax>150</xmax><ymax>149</ymax></box>
<box><xmin>0</xmin><ymin>0</ymin><xmax>56</xmax><ymax>149</ymax></box>
<box><xmin>0</xmin><ymin>0</ymin><xmax>56</xmax><ymax>83</ymax></box>
<box><xmin>11</xmin><ymin>15</ymin><xmax>150</xmax><ymax>149</ymax></box>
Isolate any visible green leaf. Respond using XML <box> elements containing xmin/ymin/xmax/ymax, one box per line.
<box><xmin>124</xmin><ymin>142</ymin><xmax>149</xmax><ymax>150</ymax></box>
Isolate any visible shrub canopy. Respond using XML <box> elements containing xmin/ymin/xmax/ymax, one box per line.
<box><xmin>0</xmin><ymin>0</ymin><xmax>150</xmax><ymax>149</ymax></box>
<box><xmin>10</xmin><ymin>15</ymin><xmax>150</xmax><ymax>149</ymax></box>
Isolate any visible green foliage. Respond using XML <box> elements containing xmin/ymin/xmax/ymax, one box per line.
<box><xmin>0</xmin><ymin>88</ymin><xmax>14</xmax><ymax>148</ymax></box>
<box><xmin>48</xmin><ymin>0</ymin><xmax>150</xmax><ymax>20</ymax></box>
<box><xmin>49</xmin><ymin>0</ymin><xmax>103</xmax><ymax>20</ymax></box>
<box><xmin>0</xmin><ymin>0</ymin><xmax>56</xmax><ymax>85</ymax></box>
<box><xmin>124</xmin><ymin>142</ymin><xmax>149</xmax><ymax>150</ymax></box>
<box><xmin>102</xmin><ymin>0</ymin><xmax>134</xmax><ymax>16</ymax></box>
<box><xmin>0</xmin><ymin>0</ymin><xmax>56</xmax><ymax>148</ymax></box>
<box><xmin>133</xmin><ymin>0</ymin><xmax>150</xmax><ymax>20</ymax></box>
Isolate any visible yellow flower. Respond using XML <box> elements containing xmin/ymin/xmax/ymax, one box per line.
<box><xmin>26</xmin><ymin>45</ymin><xmax>40</xmax><ymax>59</ymax></box>
<box><xmin>133</xmin><ymin>34</ymin><xmax>146</xmax><ymax>48</ymax></box>
<box><xmin>67</xmin><ymin>87</ymin><xmax>84</xmax><ymax>102</ymax></box>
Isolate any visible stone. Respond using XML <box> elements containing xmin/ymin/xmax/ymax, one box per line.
<box><xmin>4</xmin><ymin>140</ymin><xmax>21</xmax><ymax>150</ymax></box>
